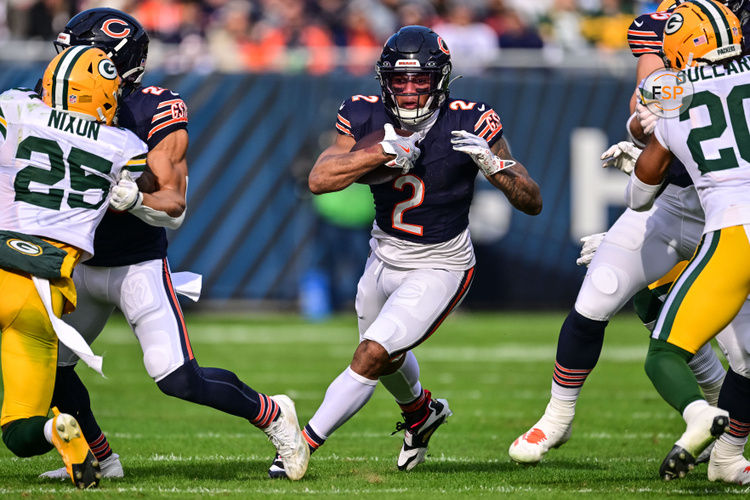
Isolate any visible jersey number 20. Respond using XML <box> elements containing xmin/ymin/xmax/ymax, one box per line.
<box><xmin>682</xmin><ymin>84</ymin><xmax>750</xmax><ymax>174</ymax></box>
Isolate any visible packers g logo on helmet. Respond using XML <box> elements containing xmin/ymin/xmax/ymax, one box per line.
<box><xmin>662</xmin><ymin>0</ymin><xmax>743</xmax><ymax>69</ymax></box>
<box><xmin>41</xmin><ymin>46</ymin><xmax>121</xmax><ymax>125</ymax></box>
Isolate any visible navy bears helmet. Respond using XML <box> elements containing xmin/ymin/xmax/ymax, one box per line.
<box><xmin>376</xmin><ymin>25</ymin><xmax>452</xmax><ymax>126</ymax></box>
<box><xmin>54</xmin><ymin>8</ymin><xmax>149</xmax><ymax>86</ymax></box>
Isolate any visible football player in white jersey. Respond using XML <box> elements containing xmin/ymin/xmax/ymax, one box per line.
<box><xmin>509</xmin><ymin>0</ymin><xmax>729</xmax><ymax>472</ymax></box>
<box><xmin>631</xmin><ymin>1</ymin><xmax>750</xmax><ymax>481</ymax></box>
<box><xmin>0</xmin><ymin>46</ymin><xmax>146</xmax><ymax>488</ymax></box>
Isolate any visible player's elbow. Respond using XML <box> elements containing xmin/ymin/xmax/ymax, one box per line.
<box><xmin>526</xmin><ymin>198</ymin><xmax>543</xmax><ymax>216</ymax></box>
<box><xmin>166</xmin><ymin>200</ymin><xmax>186</xmax><ymax>218</ymax></box>
<box><xmin>308</xmin><ymin>176</ymin><xmax>325</xmax><ymax>195</ymax></box>
<box><xmin>308</xmin><ymin>172</ymin><xmax>334</xmax><ymax>195</ymax></box>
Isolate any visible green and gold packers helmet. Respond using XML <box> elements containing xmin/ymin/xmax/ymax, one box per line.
<box><xmin>662</xmin><ymin>0</ymin><xmax>743</xmax><ymax>69</ymax></box>
<box><xmin>42</xmin><ymin>46</ymin><xmax>120</xmax><ymax>125</ymax></box>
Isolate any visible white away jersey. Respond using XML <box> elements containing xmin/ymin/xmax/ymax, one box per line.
<box><xmin>0</xmin><ymin>88</ymin><xmax>147</xmax><ymax>258</ymax></box>
<box><xmin>654</xmin><ymin>56</ymin><xmax>750</xmax><ymax>233</ymax></box>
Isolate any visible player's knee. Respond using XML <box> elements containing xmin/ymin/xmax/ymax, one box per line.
<box><xmin>575</xmin><ymin>264</ymin><xmax>632</xmax><ymax>321</ymax></box>
<box><xmin>156</xmin><ymin>360</ymin><xmax>201</xmax><ymax>401</ymax></box>
<box><xmin>351</xmin><ymin>340</ymin><xmax>390</xmax><ymax>379</ymax></box>
<box><xmin>143</xmin><ymin>344</ymin><xmax>176</xmax><ymax>380</ymax></box>
<box><xmin>2</xmin><ymin>417</ymin><xmax>53</xmax><ymax>457</ymax></box>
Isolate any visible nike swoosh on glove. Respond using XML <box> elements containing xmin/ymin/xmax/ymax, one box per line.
<box><xmin>109</xmin><ymin>170</ymin><xmax>143</xmax><ymax>212</ymax></box>
<box><xmin>451</xmin><ymin>130</ymin><xmax>515</xmax><ymax>176</ymax></box>
<box><xmin>601</xmin><ymin>141</ymin><xmax>641</xmax><ymax>175</ymax></box>
<box><xmin>379</xmin><ymin>123</ymin><xmax>422</xmax><ymax>172</ymax></box>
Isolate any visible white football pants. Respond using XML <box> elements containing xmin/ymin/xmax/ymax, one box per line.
<box><xmin>355</xmin><ymin>252</ymin><xmax>474</xmax><ymax>356</ymax></box>
<box><xmin>58</xmin><ymin>259</ymin><xmax>192</xmax><ymax>381</ymax></box>
<box><xmin>576</xmin><ymin>184</ymin><xmax>750</xmax><ymax>377</ymax></box>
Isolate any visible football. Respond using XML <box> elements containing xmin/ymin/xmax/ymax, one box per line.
<box><xmin>352</xmin><ymin>127</ymin><xmax>413</xmax><ymax>185</ymax></box>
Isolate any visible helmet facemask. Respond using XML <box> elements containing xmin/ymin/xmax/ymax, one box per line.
<box><xmin>377</xmin><ymin>68</ymin><xmax>450</xmax><ymax>125</ymax></box>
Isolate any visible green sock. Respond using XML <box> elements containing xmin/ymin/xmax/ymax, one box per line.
<box><xmin>644</xmin><ymin>338</ymin><xmax>704</xmax><ymax>413</ymax></box>
<box><xmin>2</xmin><ymin>416</ymin><xmax>53</xmax><ymax>457</ymax></box>
<box><xmin>632</xmin><ymin>286</ymin><xmax>668</xmax><ymax>327</ymax></box>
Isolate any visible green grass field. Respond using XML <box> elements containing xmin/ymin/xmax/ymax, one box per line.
<box><xmin>0</xmin><ymin>311</ymin><xmax>748</xmax><ymax>498</ymax></box>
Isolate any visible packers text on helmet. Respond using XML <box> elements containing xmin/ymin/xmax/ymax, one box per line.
<box><xmin>662</xmin><ymin>0</ymin><xmax>743</xmax><ymax>69</ymax></box>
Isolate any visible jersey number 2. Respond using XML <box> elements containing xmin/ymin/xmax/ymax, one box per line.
<box><xmin>392</xmin><ymin>175</ymin><xmax>424</xmax><ymax>236</ymax></box>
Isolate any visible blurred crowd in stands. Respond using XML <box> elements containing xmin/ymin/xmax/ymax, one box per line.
<box><xmin>0</xmin><ymin>0</ymin><xmax>666</xmax><ymax>73</ymax></box>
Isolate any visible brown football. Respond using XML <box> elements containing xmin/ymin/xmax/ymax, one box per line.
<box><xmin>352</xmin><ymin>127</ymin><xmax>413</xmax><ymax>185</ymax></box>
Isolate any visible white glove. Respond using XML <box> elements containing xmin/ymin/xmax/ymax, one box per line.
<box><xmin>379</xmin><ymin>123</ymin><xmax>421</xmax><ymax>171</ymax></box>
<box><xmin>109</xmin><ymin>170</ymin><xmax>143</xmax><ymax>211</ymax></box>
<box><xmin>600</xmin><ymin>141</ymin><xmax>641</xmax><ymax>174</ymax></box>
<box><xmin>450</xmin><ymin>130</ymin><xmax>516</xmax><ymax>176</ymax></box>
<box><xmin>576</xmin><ymin>232</ymin><xmax>606</xmax><ymax>267</ymax></box>
<box><xmin>635</xmin><ymin>101</ymin><xmax>659</xmax><ymax>136</ymax></box>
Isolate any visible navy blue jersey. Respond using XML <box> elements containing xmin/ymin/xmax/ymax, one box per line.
<box><xmin>337</xmin><ymin>95</ymin><xmax>503</xmax><ymax>244</ymax></box>
<box><xmin>86</xmin><ymin>85</ymin><xmax>188</xmax><ymax>266</ymax></box>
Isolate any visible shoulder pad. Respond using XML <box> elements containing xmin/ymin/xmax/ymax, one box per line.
<box><xmin>449</xmin><ymin>99</ymin><xmax>504</xmax><ymax>145</ymax></box>
<box><xmin>336</xmin><ymin>95</ymin><xmax>380</xmax><ymax>137</ymax></box>
<box><xmin>136</xmin><ymin>87</ymin><xmax>188</xmax><ymax>142</ymax></box>
<box><xmin>628</xmin><ymin>13</ymin><xmax>669</xmax><ymax>58</ymax></box>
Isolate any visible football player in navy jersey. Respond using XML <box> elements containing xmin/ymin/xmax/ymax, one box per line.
<box><xmin>39</xmin><ymin>8</ymin><xmax>309</xmax><ymax>481</ymax></box>
<box><xmin>269</xmin><ymin>25</ymin><xmax>541</xmax><ymax>478</ymax></box>
<box><xmin>510</xmin><ymin>0</ymin><xmax>750</xmax><ymax>485</ymax></box>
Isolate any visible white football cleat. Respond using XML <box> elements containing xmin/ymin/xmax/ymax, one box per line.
<box><xmin>262</xmin><ymin>395</ymin><xmax>309</xmax><ymax>481</ymax></box>
<box><xmin>659</xmin><ymin>404</ymin><xmax>729</xmax><ymax>481</ymax></box>
<box><xmin>509</xmin><ymin>416</ymin><xmax>572</xmax><ymax>464</ymax></box>
<box><xmin>708</xmin><ymin>443</ymin><xmax>750</xmax><ymax>485</ymax></box>
<box><xmin>396</xmin><ymin>396</ymin><xmax>452</xmax><ymax>472</ymax></box>
<box><xmin>40</xmin><ymin>452</ymin><xmax>123</xmax><ymax>480</ymax></box>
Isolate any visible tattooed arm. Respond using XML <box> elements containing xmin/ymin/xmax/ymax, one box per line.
<box><xmin>485</xmin><ymin>138</ymin><xmax>542</xmax><ymax>215</ymax></box>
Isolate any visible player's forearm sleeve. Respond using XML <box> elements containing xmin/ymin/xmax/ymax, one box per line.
<box><xmin>625</xmin><ymin>171</ymin><xmax>662</xmax><ymax>211</ymax></box>
<box><xmin>129</xmin><ymin>204</ymin><xmax>186</xmax><ymax>230</ymax></box>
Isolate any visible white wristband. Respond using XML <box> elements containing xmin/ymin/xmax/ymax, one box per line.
<box><xmin>626</xmin><ymin>171</ymin><xmax>662</xmax><ymax>211</ymax></box>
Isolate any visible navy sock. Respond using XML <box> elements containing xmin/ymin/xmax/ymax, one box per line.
<box><xmin>718</xmin><ymin>368</ymin><xmax>750</xmax><ymax>440</ymax></box>
<box><xmin>552</xmin><ymin>310</ymin><xmax>608</xmax><ymax>390</ymax></box>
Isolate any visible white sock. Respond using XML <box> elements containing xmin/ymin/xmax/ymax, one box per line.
<box><xmin>308</xmin><ymin>366</ymin><xmax>377</xmax><ymax>439</ymax></box>
<box><xmin>550</xmin><ymin>379</ymin><xmax>583</xmax><ymax>402</ymax></box>
<box><xmin>43</xmin><ymin>418</ymin><xmax>54</xmax><ymax>445</ymax></box>
<box><xmin>379</xmin><ymin>351</ymin><xmax>422</xmax><ymax>404</ymax></box>
<box><xmin>682</xmin><ymin>399</ymin><xmax>709</xmax><ymax>424</ymax></box>
<box><xmin>688</xmin><ymin>343</ymin><xmax>726</xmax><ymax>406</ymax></box>
<box><xmin>543</xmin><ymin>395</ymin><xmax>576</xmax><ymax>426</ymax></box>
<box><xmin>713</xmin><ymin>433</ymin><xmax>748</xmax><ymax>462</ymax></box>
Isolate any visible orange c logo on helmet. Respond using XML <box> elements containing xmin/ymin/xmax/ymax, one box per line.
<box><xmin>101</xmin><ymin>19</ymin><xmax>131</xmax><ymax>39</ymax></box>
<box><xmin>437</xmin><ymin>36</ymin><xmax>450</xmax><ymax>55</ymax></box>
